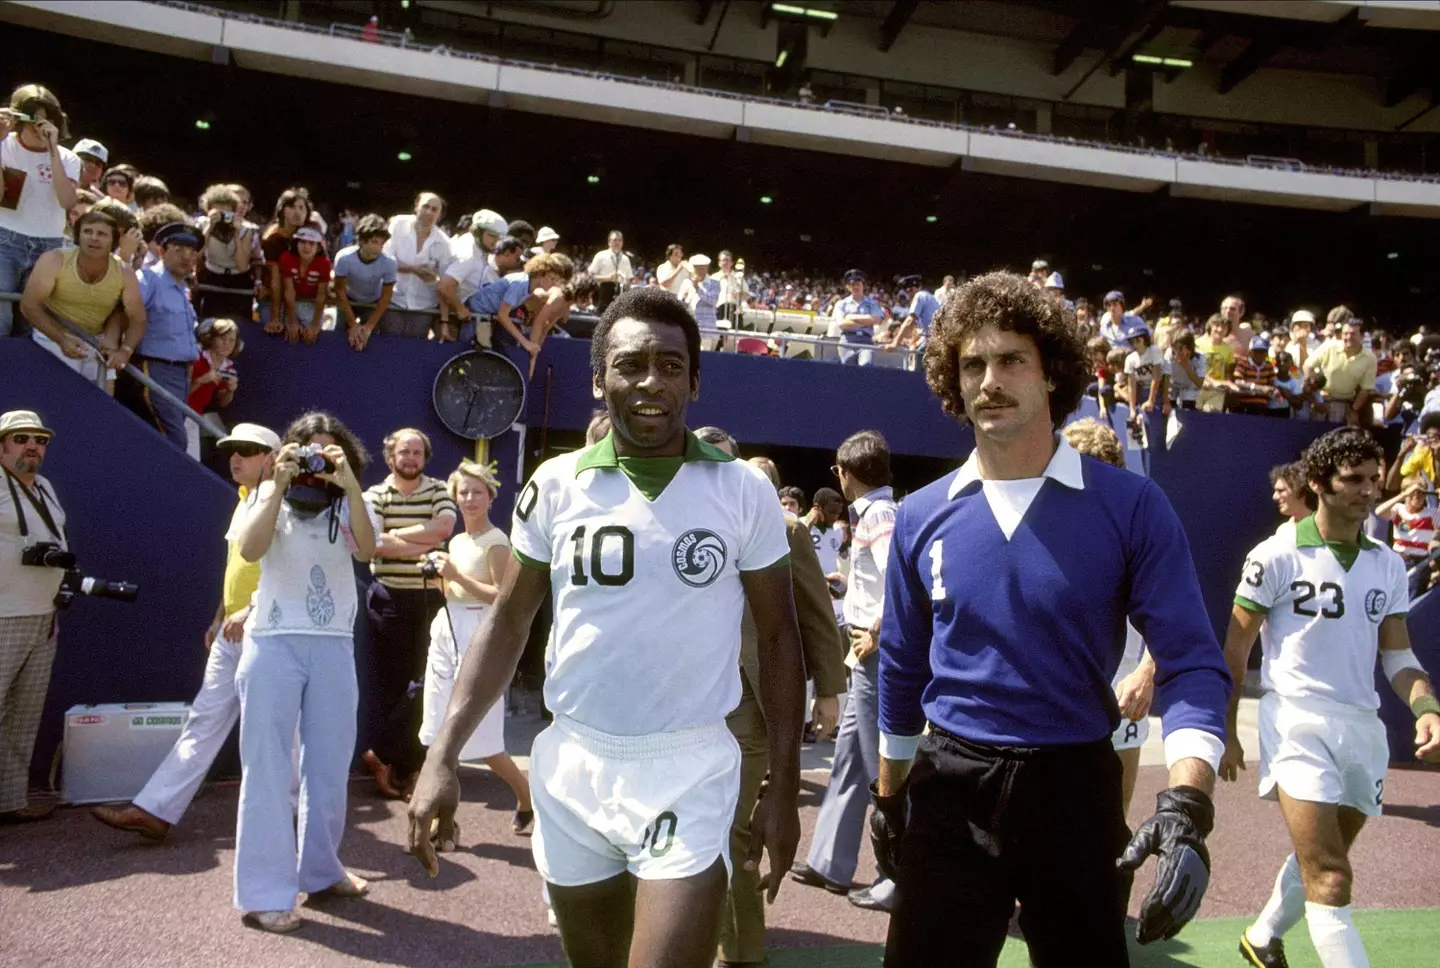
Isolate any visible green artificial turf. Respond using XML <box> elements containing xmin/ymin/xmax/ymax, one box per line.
<box><xmin>491</xmin><ymin>908</ymin><xmax>1440</xmax><ymax>967</ymax></box>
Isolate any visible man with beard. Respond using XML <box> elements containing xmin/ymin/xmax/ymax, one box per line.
<box><xmin>407</xmin><ymin>288</ymin><xmax>806</xmax><ymax>968</ymax></box>
<box><xmin>362</xmin><ymin>429</ymin><xmax>457</xmax><ymax>798</ymax></box>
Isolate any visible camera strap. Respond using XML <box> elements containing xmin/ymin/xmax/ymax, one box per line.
<box><xmin>4</xmin><ymin>467</ymin><xmax>64</xmax><ymax>543</ymax></box>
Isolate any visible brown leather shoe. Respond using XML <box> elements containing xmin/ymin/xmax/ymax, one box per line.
<box><xmin>91</xmin><ymin>803</ymin><xmax>170</xmax><ymax>841</ymax></box>
<box><xmin>362</xmin><ymin>749</ymin><xmax>406</xmax><ymax>800</ymax></box>
<box><xmin>0</xmin><ymin>801</ymin><xmax>56</xmax><ymax>824</ymax></box>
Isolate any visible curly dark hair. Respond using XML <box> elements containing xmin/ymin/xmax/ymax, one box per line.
<box><xmin>922</xmin><ymin>271</ymin><xmax>1088</xmax><ymax>429</ymax></box>
<box><xmin>283</xmin><ymin>411</ymin><xmax>370</xmax><ymax>478</ymax></box>
<box><xmin>590</xmin><ymin>287</ymin><xmax>701</xmax><ymax>385</ymax></box>
<box><xmin>1302</xmin><ymin>428</ymin><xmax>1383</xmax><ymax>494</ymax></box>
<box><xmin>1269</xmin><ymin>461</ymin><xmax>1318</xmax><ymax>511</ymax></box>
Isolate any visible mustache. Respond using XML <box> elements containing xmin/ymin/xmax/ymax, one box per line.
<box><xmin>973</xmin><ymin>393</ymin><xmax>1019</xmax><ymax>410</ymax></box>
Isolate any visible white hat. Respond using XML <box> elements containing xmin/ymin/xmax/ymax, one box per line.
<box><xmin>689</xmin><ymin>254</ymin><xmax>711</xmax><ymax>267</ymax></box>
<box><xmin>217</xmin><ymin>423</ymin><xmax>281</xmax><ymax>452</ymax></box>
<box><xmin>1044</xmin><ymin>271</ymin><xmax>1064</xmax><ymax>290</ymax></box>
<box><xmin>294</xmin><ymin>226</ymin><xmax>324</xmax><ymax>244</ymax></box>
<box><xmin>1290</xmin><ymin>309</ymin><xmax>1317</xmax><ymax>325</ymax></box>
<box><xmin>473</xmin><ymin>209</ymin><xmax>508</xmax><ymax>237</ymax></box>
<box><xmin>0</xmin><ymin>410</ymin><xmax>53</xmax><ymax>439</ymax></box>
<box><xmin>73</xmin><ymin>138</ymin><xmax>108</xmax><ymax>164</ymax></box>
<box><xmin>536</xmin><ymin>226</ymin><xmax>560</xmax><ymax>244</ymax></box>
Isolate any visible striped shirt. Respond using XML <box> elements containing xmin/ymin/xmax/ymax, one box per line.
<box><xmin>363</xmin><ymin>475</ymin><xmax>458</xmax><ymax>589</ymax></box>
<box><xmin>842</xmin><ymin>486</ymin><xmax>896</xmax><ymax>629</ymax></box>
<box><xmin>1231</xmin><ymin>357</ymin><xmax>1276</xmax><ymax>408</ymax></box>
<box><xmin>1392</xmin><ymin>505</ymin><xmax>1436</xmax><ymax>560</ymax></box>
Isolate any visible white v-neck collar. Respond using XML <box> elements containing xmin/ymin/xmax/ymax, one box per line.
<box><xmin>947</xmin><ymin>437</ymin><xmax>1086</xmax><ymax>540</ymax></box>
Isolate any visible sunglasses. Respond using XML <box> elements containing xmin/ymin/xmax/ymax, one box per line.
<box><xmin>8</xmin><ymin>433</ymin><xmax>50</xmax><ymax>446</ymax></box>
<box><xmin>227</xmin><ymin>443</ymin><xmax>270</xmax><ymax>458</ymax></box>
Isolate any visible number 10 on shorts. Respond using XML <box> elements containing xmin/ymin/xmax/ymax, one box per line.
<box><xmin>643</xmin><ymin>811</ymin><xmax>678</xmax><ymax>857</ymax></box>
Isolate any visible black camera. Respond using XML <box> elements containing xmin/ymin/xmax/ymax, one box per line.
<box><xmin>420</xmin><ymin>552</ymin><xmax>442</xmax><ymax>579</ymax></box>
<box><xmin>295</xmin><ymin>444</ymin><xmax>335</xmax><ymax>475</ymax></box>
<box><xmin>54</xmin><ymin>569</ymin><xmax>139</xmax><ymax>610</ymax></box>
<box><xmin>21</xmin><ymin>541</ymin><xmax>76</xmax><ymax>570</ymax></box>
<box><xmin>1396</xmin><ymin>370</ymin><xmax>1429</xmax><ymax>409</ymax></box>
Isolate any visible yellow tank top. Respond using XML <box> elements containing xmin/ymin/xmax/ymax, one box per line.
<box><xmin>45</xmin><ymin>248</ymin><xmax>124</xmax><ymax>336</ymax></box>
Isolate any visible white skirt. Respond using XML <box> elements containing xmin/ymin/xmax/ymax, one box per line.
<box><xmin>420</xmin><ymin>603</ymin><xmax>506</xmax><ymax>761</ymax></box>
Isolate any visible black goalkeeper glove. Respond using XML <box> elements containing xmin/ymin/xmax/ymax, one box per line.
<box><xmin>1116</xmin><ymin>785</ymin><xmax>1214</xmax><ymax>945</ymax></box>
<box><xmin>868</xmin><ymin>780</ymin><xmax>907</xmax><ymax>882</ymax></box>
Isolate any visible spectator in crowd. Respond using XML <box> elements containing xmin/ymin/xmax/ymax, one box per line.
<box><xmin>278</xmin><ymin>226</ymin><xmax>331</xmax><ymax>345</ymax></box>
<box><xmin>777</xmin><ymin>485</ymin><xmax>805</xmax><ymax>517</ymax></box>
<box><xmin>362</xmin><ymin>429</ymin><xmax>458</xmax><ymax>800</ymax></box>
<box><xmin>657</xmin><ymin>243</ymin><xmax>691</xmax><ymax>295</ymax></box>
<box><xmin>1166</xmin><ymin>330</ymin><xmax>1206</xmax><ymax>411</ymax></box>
<box><xmin>686</xmin><ymin>254</ymin><xmax>718</xmax><ymax>330</ymax></box>
<box><xmin>20</xmin><ymin>207</ymin><xmax>145</xmax><ymax>394</ymax></box>
<box><xmin>116</xmin><ymin>220</ymin><xmax>200</xmax><ymax>451</ymax></box>
<box><xmin>0</xmin><ymin>84</ymin><xmax>80</xmax><ymax>337</ymax></box>
<box><xmin>1073</xmin><ymin>296</ymin><xmax>1095</xmax><ymax>341</ymax></box>
<box><xmin>1087</xmin><ymin>336</ymin><xmax>1116</xmax><ymax>419</ymax></box>
<box><xmin>1304</xmin><ymin>316</ymin><xmax>1376</xmax><ymax>425</ymax></box>
<box><xmin>1154</xmin><ymin>299</ymin><xmax>1185</xmax><ymax>351</ymax></box>
<box><xmin>334</xmin><ymin>214</ymin><xmax>398</xmax><ymax>352</ymax></box>
<box><xmin>419</xmin><ymin>459</ymin><xmax>533</xmax><ymax>836</ymax></box>
<box><xmin>1389</xmin><ymin>412</ymin><xmax>1440</xmax><ymax>504</ymax></box>
<box><xmin>1219</xmin><ymin>294</ymin><xmax>1253</xmax><ymax>358</ymax></box>
<box><xmin>1027</xmin><ymin>259</ymin><xmax>1048</xmax><ymax>287</ymax></box>
<box><xmin>99</xmin><ymin>165</ymin><xmax>135</xmax><ymax>209</ymax></box>
<box><xmin>885</xmin><ymin>275</ymin><xmax>940</xmax><ymax>353</ymax></box>
<box><xmin>1377</xmin><ymin>478</ymin><xmax>1437</xmax><ymax>600</ymax></box>
<box><xmin>91</xmin><ymin>196</ymin><xmax>142</xmax><ymax>268</ymax></box>
<box><xmin>186</xmin><ymin>317</ymin><xmax>240</xmax><ymax>458</ymax></box>
<box><xmin>588</xmin><ymin>229</ymin><xmax>631</xmax><ymax>312</ymax></box>
<box><xmin>384</xmin><ymin>192</ymin><xmax>451</xmax><ymax>339</ymax></box>
<box><xmin>1270</xmin><ymin>461</ymin><xmax>1316</xmax><ymax>527</ymax></box>
<box><xmin>1228</xmin><ymin>336</ymin><xmax>1279</xmax><ymax>417</ymax></box>
<box><xmin>194</xmin><ymin>183</ymin><xmax>256</xmax><ymax>321</ymax></box>
<box><xmin>1099</xmin><ymin>290</ymin><xmax>1141</xmax><ymax>348</ymax></box>
<box><xmin>438</xmin><ymin>210</ymin><xmax>510</xmax><ymax>337</ymax></box>
<box><xmin>461</xmin><ymin>250</ymin><xmax>568</xmax><ymax>356</ymax></box>
<box><xmin>231</xmin><ymin>412</ymin><xmax>376</xmax><ymax>932</ymax></box>
<box><xmin>1270</xmin><ymin>351</ymin><xmax>1306</xmax><ymax>418</ymax></box>
<box><xmin>91</xmin><ymin>422</ymin><xmax>280</xmax><ymax>843</ymax></box>
<box><xmin>448</xmin><ymin>235</ymin><xmax>527</xmax><ymax>343</ymax></box>
<box><xmin>136</xmin><ymin>202</ymin><xmax>189</xmax><ymax>269</ymax></box>
<box><xmin>132</xmin><ymin>175</ymin><xmax>169</xmax><ymax>211</ymax></box>
<box><xmin>1123</xmin><ymin>323</ymin><xmax>1169</xmax><ymax>416</ymax></box>
<box><xmin>829</xmin><ymin>269</ymin><xmax>885</xmax><ymax>366</ymax></box>
<box><xmin>536</xmin><ymin>226</ymin><xmax>559</xmax><ymax>252</ymax></box>
<box><xmin>529</xmin><ymin>269</ymin><xmax>596</xmax><ymax>347</ymax></box>
<box><xmin>0</xmin><ymin>410</ymin><xmax>68</xmax><ymax>824</ymax></box>
<box><xmin>1288</xmin><ymin>309</ymin><xmax>1319</xmax><ymax>368</ymax></box>
<box><xmin>333</xmin><ymin>207</ymin><xmax>358</xmax><ymax>253</ymax></box>
<box><xmin>792</xmin><ymin>430</ymin><xmax>897</xmax><ymax>913</ymax></box>
<box><xmin>714</xmin><ymin>249</ymin><xmax>747</xmax><ymax>325</ymax></box>
<box><xmin>260</xmin><ymin>187</ymin><xmax>312</xmax><ymax>332</ymax></box>
<box><xmin>63</xmin><ymin>187</ymin><xmax>100</xmax><ymax>242</ymax></box>
<box><xmin>1196</xmin><ymin>313</ymin><xmax>1239</xmax><ymax>413</ymax></box>
<box><xmin>72</xmin><ymin>138</ymin><xmax>107</xmax><ymax>193</ymax></box>
<box><xmin>935</xmin><ymin>274</ymin><xmax>957</xmax><ymax>304</ymax></box>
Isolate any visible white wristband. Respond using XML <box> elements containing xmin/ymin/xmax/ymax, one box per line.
<box><xmin>1381</xmin><ymin>648</ymin><xmax>1425</xmax><ymax>682</ymax></box>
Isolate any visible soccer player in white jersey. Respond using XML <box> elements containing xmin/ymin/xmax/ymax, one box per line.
<box><xmin>407</xmin><ymin>287</ymin><xmax>807</xmax><ymax>968</ymax></box>
<box><xmin>1220</xmin><ymin>428</ymin><xmax>1440</xmax><ymax>968</ymax></box>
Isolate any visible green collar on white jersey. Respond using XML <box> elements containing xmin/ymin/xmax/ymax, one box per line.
<box><xmin>1295</xmin><ymin>514</ymin><xmax>1383</xmax><ymax>572</ymax></box>
<box><xmin>576</xmin><ymin>429</ymin><xmax>734</xmax><ymax>501</ymax></box>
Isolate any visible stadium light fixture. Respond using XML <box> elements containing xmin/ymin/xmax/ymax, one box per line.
<box><xmin>1161</xmin><ymin>58</ymin><xmax>1193</xmax><ymax>68</ymax></box>
<box><xmin>775</xmin><ymin>48</ymin><xmax>789</xmax><ymax>68</ymax></box>
<box><xmin>587</xmin><ymin>174</ymin><xmax>601</xmax><ymax>184</ymax></box>
<box><xmin>397</xmin><ymin>151</ymin><xmax>412</xmax><ymax>161</ymax></box>
<box><xmin>926</xmin><ymin>215</ymin><xmax>938</xmax><ymax>223</ymax></box>
<box><xmin>1132</xmin><ymin>55</ymin><xmax>1163</xmax><ymax>65</ymax></box>
<box><xmin>771</xmin><ymin>3</ymin><xmax>838</xmax><ymax>21</ymax></box>
<box><xmin>760</xmin><ymin>196</ymin><xmax>773</xmax><ymax>204</ymax></box>
<box><xmin>1133</xmin><ymin>54</ymin><xmax>1193</xmax><ymax>69</ymax></box>
<box><xmin>194</xmin><ymin>120</ymin><xmax>211</xmax><ymax>130</ymax></box>
<box><xmin>1388</xmin><ymin>252</ymin><xmax>1400</xmax><ymax>259</ymax></box>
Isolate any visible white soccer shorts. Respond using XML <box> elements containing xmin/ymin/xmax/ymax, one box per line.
<box><xmin>1111</xmin><ymin>714</ymin><xmax>1151</xmax><ymax>752</ymax></box>
<box><xmin>1257</xmin><ymin>693</ymin><xmax>1389</xmax><ymax>817</ymax></box>
<box><xmin>529</xmin><ymin>715</ymin><xmax>741</xmax><ymax>887</ymax></box>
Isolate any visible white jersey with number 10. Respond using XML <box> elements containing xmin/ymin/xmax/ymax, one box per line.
<box><xmin>510</xmin><ymin>433</ymin><xmax>791</xmax><ymax>737</ymax></box>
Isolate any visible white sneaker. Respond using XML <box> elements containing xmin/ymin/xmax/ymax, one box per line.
<box><xmin>546</xmin><ymin>907</ymin><xmax>558</xmax><ymax>928</ymax></box>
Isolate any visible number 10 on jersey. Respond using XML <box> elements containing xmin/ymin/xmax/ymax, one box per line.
<box><xmin>569</xmin><ymin>524</ymin><xmax>636</xmax><ymax>586</ymax></box>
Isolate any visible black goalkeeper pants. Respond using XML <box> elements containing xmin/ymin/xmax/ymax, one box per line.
<box><xmin>884</xmin><ymin>727</ymin><xmax>1131</xmax><ymax>968</ymax></box>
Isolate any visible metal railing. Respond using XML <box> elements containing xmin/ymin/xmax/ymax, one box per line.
<box><xmin>0</xmin><ymin>292</ymin><xmax>223</xmax><ymax>440</ymax></box>
<box><xmin>150</xmin><ymin>0</ymin><xmax>1440</xmax><ymax>185</ymax></box>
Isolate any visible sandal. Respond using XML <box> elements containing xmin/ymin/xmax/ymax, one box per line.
<box><xmin>243</xmin><ymin>910</ymin><xmax>302</xmax><ymax>933</ymax></box>
<box><xmin>362</xmin><ymin>750</ymin><xmax>405</xmax><ymax>800</ymax></box>
<box><xmin>512</xmin><ymin>809</ymin><xmax>534</xmax><ymax>834</ymax></box>
<box><xmin>315</xmin><ymin>871</ymin><xmax>369</xmax><ymax>898</ymax></box>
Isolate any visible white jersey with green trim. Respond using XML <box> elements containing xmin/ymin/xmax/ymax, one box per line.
<box><xmin>1234</xmin><ymin>516</ymin><xmax>1409</xmax><ymax>711</ymax></box>
<box><xmin>511</xmin><ymin>433</ymin><xmax>791</xmax><ymax>736</ymax></box>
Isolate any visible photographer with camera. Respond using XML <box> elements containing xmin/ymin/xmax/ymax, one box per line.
<box><xmin>229</xmin><ymin>411</ymin><xmax>376</xmax><ymax>933</ymax></box>
<box><xmin>194</xmin><ymin>184</ymin><xmax>256</xmax><ymax>321</ymax></box>
<box><xmin>0</xmin><ymin>411</ymin><xmax>67</xmax><ymax>823</ymax></box>
<box><xmin>1388</xmin><ymin>412</ymin><xmax>1440</xmax><ymax>510</ymax></box>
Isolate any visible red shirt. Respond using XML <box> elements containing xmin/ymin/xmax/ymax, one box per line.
<box><xmin>278</xmin><ymin>251</ymin><xmax>331</xmax><ymax>299</ymax></box>
<box><xmin>189</xmin><ymin>352</ymin><xmax>236</xmax><ymax>412</ymax></box>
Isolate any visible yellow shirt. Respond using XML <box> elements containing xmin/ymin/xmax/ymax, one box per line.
<box><xmin>1401</xmin><ymin>446</ymin><xmax>1438</xmax><ymax>489</ymax></box>
<box><xmin>1308</xmin><ymin>344</ymin><xmax>1376</xmax><ymax>401</ymax></box>
<box><xmin>222</xmin><ymin>487</ymin><xmax>262</xmax><ymax>616</ymax></box>
<box><xmin>45</xmin><ymin>247</ymin><xmax>125</xmax><ymax>336</ymax></box>
<box><xmin>1195</xmin><ymin>336</ymin><xmax>1235</xmax><ymax>383</ymax></box>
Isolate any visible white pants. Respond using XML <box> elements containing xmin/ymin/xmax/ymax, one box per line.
<box><xmin>421</xmin><ymin>604</ymin><xmax>506</xmax><ymax>761</ymax></box>
<box><xmin>133</xmin><ymin>635</ymin><xmax>299</xmax><ymax>826</ymax></box>
<box><xmin>234</xmin><ymin>633</ymin><xmax>357</xmax><ymax>913</ymax></box>
<box><xmin>33</xmin><ymin>329</ymin><xmax>113</xmax><ymax>385</ymax></box>
<box><xmin>1258</xmin><ymin>693</ymin><xmax>1388</xmax><ymax>817</ymax></box>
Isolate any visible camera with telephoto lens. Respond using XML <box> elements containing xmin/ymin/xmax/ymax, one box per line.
<box><xmin>1396</xmin><ymin>368</ymin><xmax>1429</xmax><ymax>409</ymax></box>
<box><xmin>53</xmin><ymin>568</ymin><xmax>139</xmax><ymax>609</ymax></box>
<box><xmin>208</xmin><ymin>210</ymin><xmax>236</xmax><ymax>243</ymax></box>
<box><xmin>420</xmin><ymin>552</ymin><xmax>443</xmax><ymax>580</ymax></box>
<box><xmin>21</xmin><ymin>540</ymin><xmax>76</xmax><ymax>570</ymax></box>
<box><xmin>294</xmin><ymin>444</ymin><xmax>335</xmax><ymax>475</ymax></box>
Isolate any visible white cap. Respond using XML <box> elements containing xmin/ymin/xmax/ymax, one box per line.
<box><xmin>1290</xmin><ymin>309</ymin><xmax>1316</xmax><ymax>325</ymax></box>
<box><xmin>689</xmin><ymin>254</ymin><xmax>711</xmax><ymax>267</ymax></box>
<box><xmin>73</xmin><ymin>138</ymin><xmax>108</xmax><ymax>163</ymax></box>
<box><xmin>1044</xmin><ymin>271</ymin><xmax>1064</xmax><ymax>290</ymax></box>
<box><xmin>536</xmin><ymin>226</ymin><xmax>560</xmax><ymax>243</ymax></box>
<box><xmin>473</xmin><ymin>209</ymin><xmax>508</xmax><ymax>237</ymax></box>
<box><xmin>217</xmin><ymin>423</ymin><xmax>281</xmax><ymax>452</ymax></box>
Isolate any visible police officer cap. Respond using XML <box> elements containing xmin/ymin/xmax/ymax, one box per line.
<box><xmin>843</xmin><ymin>269</ymin><xmax>866</xmax><ymax>283</ymax></box>
<box><xmin>154</xmin><ymin>221</ymin><xmax>201</xmax><ymax>249</ymax></box>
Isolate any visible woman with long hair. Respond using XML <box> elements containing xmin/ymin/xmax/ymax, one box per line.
<box><xmin>230</xmin><ymin>411</ymin><xmax>376</xmax><ymax>933</ymax></box>
<box><xmin>419</xmin><ymin>459</ymin><xmax>533</xmax><ymax>839</ymax></box>
<box><xmin>260</xmin><ymin>187</ymin><xmax>312</xmax><ymax>334</ymax></box>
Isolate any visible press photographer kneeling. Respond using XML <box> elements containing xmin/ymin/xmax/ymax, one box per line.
<box><xmin>229</xmin><ymin>411</ymin><xmax>376</xmax><ymax>933</ymax></box>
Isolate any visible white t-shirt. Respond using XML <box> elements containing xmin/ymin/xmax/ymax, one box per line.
<box><xmin>450</xmin><ymin>232</ymin><xmax>476</xmax><ymax>263</ymax></box>
<box><xmin>1124</xmin><ymin>345</ymin><xmax>1170</xmax><ymax>391</ymax></box>
<box><xmin>227</xmin><ymin>481</ymin><xmax>378</xmax><ymax>639</ymax></box>
<box><xmin>0</xmin><ymin>471</ymin><xmax>67</xmax><ymax>617</ymax></box>
<box><xmin>0</xmin><ymin>134</ymin><xmax>80</xmax><ymax>238</ymax></box>
<box><xmin>383</xmin><ymin>215</ymin><xmax>452</xmax><ymax>311</ymax></box>
<box><xmin>443</xmin><ymin>252</ymin><xmax>498</xmax><ymax>304</ymax></box>
<box><xmin>1235</xmin><ymin>519</ymin><xmax>1409</xmax><ymax>711</ymax></box>
<box><xmin>510</xmin><ymin>436</ymin><xmax>790</xmax><ymax>735</ymax></box>
<box><xmin>1166</xmin><ymin>348</ymin><xmax>1206</xmax><ymax>402</ymax></box>
<box><xmin>810</xmin><ymin>520</ymin><xmax>846</xmax><ymax>618</ymax></box>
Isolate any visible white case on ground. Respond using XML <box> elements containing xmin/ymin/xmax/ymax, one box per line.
<box><xmin>62</xmin><ymin>702</ymin><xmax>190</xmax><ymax>804</ymax></box>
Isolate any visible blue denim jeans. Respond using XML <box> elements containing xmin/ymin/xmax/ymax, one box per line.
<box><xmin>0</xmin><ymin>226</ymin><xmax>65</xmax><ymax>337</ymax></box>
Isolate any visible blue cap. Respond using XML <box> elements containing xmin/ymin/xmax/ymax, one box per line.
<box><xmin>1104</xmin><ymin>290</ymin><xmax>1125</xmax><ymax>305</ymax></box>
<box><xmin>843</xmin><ymin>269</ymin><xmax>866</xmax><ymax>283</ymax></box>
<box><xmin>1124</xmin><ymin>323</ymin><xmax>1151</xmax><ymax>343</ymax></box>
<box><xmin>154</xmin><ymin>221</ymin><xmax>201</xmax><ymax>249</ymax></box>
<box><xmin>1250</xmin><ymin>335</ymin><xmax>1270</xmax><ymax>351</ymax></box>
